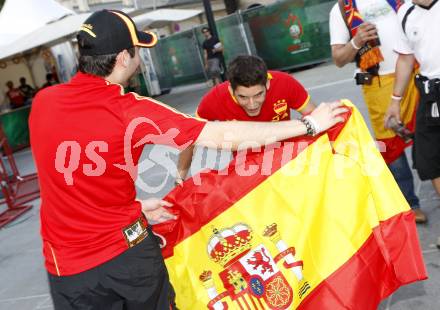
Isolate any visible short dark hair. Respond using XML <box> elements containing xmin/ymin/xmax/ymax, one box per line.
<box><xmin>227</xmin><ymin>55</ymin><xmax>268</xmax><ymax>90</ymax></box>
<box><xmin>201</xmin><ymin>27</ymin><xmax>211</xmax><ymax>34</ymax></box>
<box><xmin>19</xmin><ymin>77</ymin><xmax>26</xmax><ymax>83</ymax></box>
<box><xmin>78</xmin><ymin>47</ymin><xmax>135</xmax><ymax>77</ymax></box>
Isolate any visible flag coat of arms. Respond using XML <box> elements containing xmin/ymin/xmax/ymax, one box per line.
<box><xmin>153</xmin><ymin>100</ymin><xmax>427</xmax><ymax>309</ymax></box>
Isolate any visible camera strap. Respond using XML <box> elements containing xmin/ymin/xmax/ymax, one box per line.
<box><xmin>401</xmin><ymin>5</ymin><xmax>416</xmax><ymax>35</ymax></box>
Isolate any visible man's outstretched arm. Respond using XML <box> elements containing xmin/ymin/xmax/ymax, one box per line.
<box><xmin>196</xmin><ymin>101</ymin><xmax>346</xmax><ymax>149</ymax></box>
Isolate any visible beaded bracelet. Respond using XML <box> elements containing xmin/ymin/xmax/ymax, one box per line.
<box><xmin>303</xmin><ymin>115</ymin><xmax>321</xmax><ymax>135</ymax></box>
<box><xmin>301</xmin><ymin>117</ymin><xmax>316</xmax><ymax>136</ymax></box>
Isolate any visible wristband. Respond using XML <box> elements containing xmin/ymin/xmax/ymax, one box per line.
<box><xmin>391</xmin><ymin>94</ymin><xmax>403</xmax><ymax>101</ymax></box>
<box><xmin>350</xmin><ymin>38</ymin><xmax>361</xmax><ymax>50</ymax></box>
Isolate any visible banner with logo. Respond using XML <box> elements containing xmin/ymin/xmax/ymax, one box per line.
<box><xmin>242</xmin><ymin>0</ymin><xmax>333</xmax><ymax>70</ymax></box>
<box><xmin>153</xmin><ymin>100</ymin><xmax>426</xmax><ymax>309</ymax></box>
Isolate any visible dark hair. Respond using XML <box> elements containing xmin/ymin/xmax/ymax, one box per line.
<box><xmin>78</xmin><ymin>47</ymin><xmax>136</xmax><ymax>77</ymax></box>
<box><xmin>227</xmin><ymin>55</ymin><xmax>267</xmax><ymax>90</ymax></box>
<box><xmin>45</xmin><ymin>73</ymin><xmax>53</xmax><ymax>81</ymax></box>
<box><xmin>19</xmin><ymin>77</ymin><xmax>26</xmax><ymax>83</ymax></box>
<box><xmin>201</xmin><ymin>27</ymin><xmax>211</xmax><ymax>34</ymax></box>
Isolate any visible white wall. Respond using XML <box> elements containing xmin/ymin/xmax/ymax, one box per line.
<box><xmin>0</xmin><ymin>61</ymin><xmax>35</xmax><ymax>88</ymax></box>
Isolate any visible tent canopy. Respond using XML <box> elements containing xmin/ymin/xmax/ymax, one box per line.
<box><xmin>0</xmin><ymin>13</ymin><xmax>90</xmax><ymax>60</ymax></box>
<box><xmin>134</xmin><ymin>9</ymin><xmax>202</xmax><ymax>29</ymax></box>
<box><xmin>0</xmin><ymin>0</ymin><xmax>74</xmax><ymax>46</ymax></box>
<box><xmin>0</xmin><ymin>8</ymin><xmax>203</xmax><ymax>61</ymax></box>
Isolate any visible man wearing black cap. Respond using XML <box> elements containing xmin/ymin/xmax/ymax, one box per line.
<box><xmin>29</xmin><ymin>10</ymin><xmax>346</xmax><ymax>310</ymax></box>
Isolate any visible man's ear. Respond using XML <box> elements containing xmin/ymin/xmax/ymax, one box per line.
<box><xmin>228</xmin><ymin>85</ymin><xmax>239</xmax><ymax>103</ymax></box>
<box><xmin>116</xmin><ymin>50</ymin><xmax>129</xmax><ymax>67</ymax></box>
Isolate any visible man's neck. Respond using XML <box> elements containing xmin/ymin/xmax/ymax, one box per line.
<box><xmin>414</xmin><ymin>0</ymin><xmax>435</xmax><ymax>7</ymax></box>
<box><xmin>105</xmin><ymin>71</ymin><xmax>127</xmax><ymax>87</ymax></box>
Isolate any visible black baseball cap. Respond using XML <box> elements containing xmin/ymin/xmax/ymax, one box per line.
<box><xmin>77</xmin><ymin>10</ymin><xmax>157</xmax><ymax>56</ymax></box>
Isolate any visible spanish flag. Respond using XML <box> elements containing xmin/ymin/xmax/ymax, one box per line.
<box><xmin>361</xmin><ymin>72</ymin><xmax>418</xmax><ymax>164</ymax></box>
<box><xmin>153</xmin><ymin>100</ymin><xmax>427</xmax><ymax>309</ymax></box>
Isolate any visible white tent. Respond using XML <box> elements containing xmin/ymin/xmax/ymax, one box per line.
<box><xmin>0</xmin><ymin>8</ymin><xmax>202</xmax><ymax>60</ymax></box>
<box><xmin>0</xmin><ymin>0</ymin><xmax>80</xmax><ymax>90</ymax></box>
<box><xmin>0</xmin><ymin>13</ymin><xmax>90</xmax><ymax>60</ymax></box>
<box><xmin>134</xmin><ymin>9</ymin><xmax>202</xmax><ymax>29</ymax></box>
<box><xmin>0</xmin><ymin>0</ymin><xmax>74</xmax><ymax>46</ymax></box>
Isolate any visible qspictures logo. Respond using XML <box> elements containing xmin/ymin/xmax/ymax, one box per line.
<box><xmin>54</xmin><ymin>117</ymin><xmax>387</xmax><ymax>194</ymax></box>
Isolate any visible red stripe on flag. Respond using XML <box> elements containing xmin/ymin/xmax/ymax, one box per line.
<box><xmin>298</xmin><ymin>211</ymin><xmax>427</xmax><ymax>310</ymax></box>
<box><xmin>379</xmin><ymin>135</ymin><xmax>412</xmax><ymax>164</ymax></box>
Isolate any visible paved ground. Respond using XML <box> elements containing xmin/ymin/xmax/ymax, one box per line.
<box><xmin>0</xmin><ymin>62</ymin><xmax>439</xmax><ymax>310</ymax></box>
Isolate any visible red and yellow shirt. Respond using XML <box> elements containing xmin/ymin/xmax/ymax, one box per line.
<box><xmin>196</xmin><ymin>71</ymin><xmax>310</xmax><ymax>121</ymax></box>
<box><xmin>29</xmin><ymin>72</ymin><xmax>206</xmax><ymax>276</ymax></box>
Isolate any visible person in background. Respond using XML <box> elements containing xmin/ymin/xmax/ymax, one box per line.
<box><xmin>384</xmin><ymin>0</ymin><xmax>440</xmax><ymax>246</ymax></box>
<box><xmin>5</xmin><ymin>81</ymin><xmax>25</xmax><ymax>109</ymax></box>
<box><xmin>329</xmin><ymin>0</ymin><xmax>425</xmax><ymax>223</ymax></box>
<box><xmin>19</xmin><ymin>77</ymin><xmax>35</xmax><ymax>104</ymax></box>
<box><xmin>201</xmin><ymin>27</ymin><xmax>224</xmax><ymax>86</ymax></box>
<box><xmin>40</xmin><ymin>73</ymin><xmax>58</xmax><ymax>89</ymax></box>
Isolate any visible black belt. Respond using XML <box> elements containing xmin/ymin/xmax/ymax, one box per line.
<box><xmin>415</xmin><ymin>74</ymin><xmax>440</xmax><ymax>126</ymax></box>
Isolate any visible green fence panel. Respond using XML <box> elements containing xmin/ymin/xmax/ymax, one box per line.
<box><xmin>151</xmin><ymin>29</ymin><xmax>206</xmax><ymax>88</ymax></box>
<box><xmin>241</xmin><ymin>0</ymin><xmax>333</xmax><ymax>70</ymax></box>
<box><xmin>193</xmin><ymin>14</ymin><xmax>253</xmax><ymax>66</ymax></box>
<box><xmin>149</xmin><ymin>42</ymin><xmax>173</xmax><ymax>91</ymax></box>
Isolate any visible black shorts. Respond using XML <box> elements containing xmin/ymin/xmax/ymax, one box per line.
<box><xmin>412</xmin><ymin>94</ymin><xmax>440</xmax><ymax>181</ymax></box>
<box><xmin>48</xmin><ymin>228</ymin><xmax>175</xmax><ymax>310</ymax></box>
<box><xmin>207</xmin><ymin>58</ymin><xmax>221</xmax><ymax>78</ymax></box>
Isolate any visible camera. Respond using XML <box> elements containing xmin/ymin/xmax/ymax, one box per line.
<box><xmin>386</xmin><ymin>117</ymin><xmax>414</xmax><ymax>143</ymax></box>
<box><xmin>355</xmin><ymin>72</ymin><xmax>373</xmax><ymax>85</ymax></box>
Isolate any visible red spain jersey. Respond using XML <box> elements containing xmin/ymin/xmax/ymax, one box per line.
<box><xmin>29</xmin><ymin>72</ymin><xmax>206</xmax><ymax>276</ymax></box>
<box><xmin>196</xmin><ymin>71</ymin><xmax>310</xmax><ymax>121</ymax></box>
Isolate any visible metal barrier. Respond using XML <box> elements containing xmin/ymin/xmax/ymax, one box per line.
<box><xmin>0</xmin><ymin>126</ymin><xmax>39</xmax><ymax>228</ymax></box>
